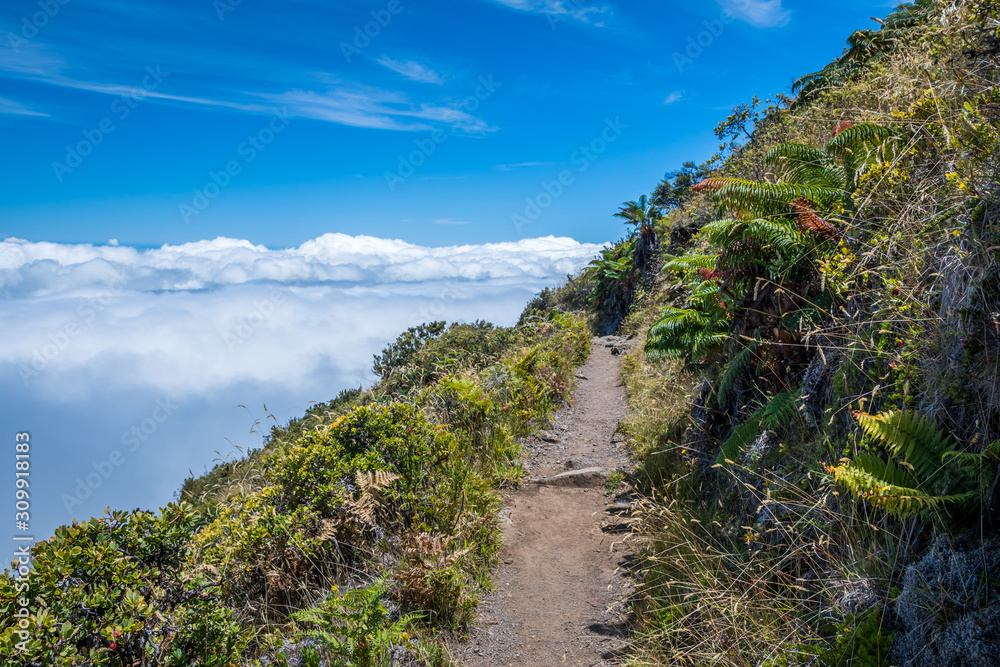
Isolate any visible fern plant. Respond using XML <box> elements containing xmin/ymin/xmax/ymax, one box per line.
<box><xmin>696</xmin><ymin>123</ymin><xmax>897</xmax><ymax>216</ymax></box>
<box><xmin>584</xmin><ymin>239</ymin><xmax>639</xmax><ymax>333</ymax></box>
<box><xmin>292</xmin><ymin>578</ymin><xmax>418</xmax><ymax>667</ymax></box>
<box><xmin>687</xmin><ymin>124</ymin><xmax>895</xmax><ymax>297</ymax></box>
<box><xmin>831</xmin><ymin>411</ymin><xmax>1000</xmax><ymax>521</ymax></box>
<box><xmin>716</xmin><ymin>391</ymin><xmax>799</xmax><ymax>466</ymax></box>
<box><xmin>715</xmin><ymin>340</ymin><xmax>760</xmax><ymax>406</ymax></box>
<box><xmin>793</xmin><ymin>0</ymin><xmax>937</xmax><ymax>105</ymax></box>
<box><xmin>646</xmin><ymin>256</ymin><xmax>731</xmax><ymax>363</ymax></box>
<box><xmin>614</xmin><ymin>194</ymin><xmax>662</xmax><ymax>278</ymax></box>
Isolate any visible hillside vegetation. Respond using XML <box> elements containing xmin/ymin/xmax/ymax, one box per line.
<box><xmin>1</xmin><ymin>316</ymin><xmax>590</xmax><ymax>665</ymax></box>
<box><xmin>573</xmin><ymin>1</ymin><xmax>1000</xmax><ymax>664</ymax></box>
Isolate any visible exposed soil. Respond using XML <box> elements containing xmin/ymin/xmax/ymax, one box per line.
<box><xmin>455</xmin><ymin>337</ymin><xmax>636</xmax><ymax>666</ymax></box>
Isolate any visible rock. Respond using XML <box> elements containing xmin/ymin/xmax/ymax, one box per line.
<box><xmin>531</xmin><ymin>467</ymin><xmax>609</xmax><ymax>488</ymax></box>
<box><xmin>891</xmin><ymin>536</ymin><xmax>1000</xmax><ymax>667</ymax></box>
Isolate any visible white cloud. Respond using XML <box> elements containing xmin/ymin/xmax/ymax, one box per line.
<box><xmin>0</xmin><ymin>96</ymin><xmax>48</xmax><ymax>118</ymax></box>
<box><xmin>718</xmin><ymin>0</ymin><xmax>790</xmax><ymax>28</ymax></box>
<box><xmin>483</xmin><ymin>0</ymin><xmax>613</xmax><ymax>26</ymax></box>
<box><xmin>266</xmin><ymin>87</ymin><xmax>494</xmax><ymax>133</ymax></box>
<box><xmin>0</xmin><ymin>232</ymin><xmax>604</xmax><ymax>407</ymax></box>
<box><xmin>376</xmin><ymin>57</ymin><xmax>444</xmax><ymax>85</ymax></box>
<box><xmin>663</xmin><ymin>90</ymin><xmax>685</xmax><ymax>105</ymax></box>
<box><xmin>0</xmin><ymin>234</ymin><xmax>601</xmax><ymax>298</ymax></box>
<box><xmin>495</xmin><ymin>161</ymin><xmax>554</xmax><ymax>170</ymax></box>
<box><xmin>0</xmin><ymin>51</ymin><xmax>489</xmax><ymax>133</ymax></box>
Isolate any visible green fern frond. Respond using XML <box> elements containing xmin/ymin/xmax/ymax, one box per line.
<box><xmin>834</xmin><ymin>410</ymin><xmax>998</xmax><ymax>523</ymax></box>
<box><xmin>707</xmin><ymin>179</ymin><xmax>850</xmax><ymax>218</ymax></box>
<box><xmin>832</xmin><ymin>459</ymin><xmax>943</xmax><ymax>518</ymax></box>
<box><xmin>760</xmin><ymin>391</ymin><xmax>799</xmax><ymax>431</ymax></box>
<box><xmin>855</xmin><ymin>410</ymin><xmax>956</xmax><ymax>491</ymax></box>
<box><xmin>766</xmin><ymin>142</ymin><xmax>831</xmax><ymax>166</ymax></box>
<box><xmin>646</xmin><ymin>297</ymin><xmax>728</xmax><ymax>363</ymax></box>
<box><xmin>765</xmin><ymin>143</ymin><xmax>848</xmax><ymax>189</ymax></box>
<box><xmin>717</xmin><ymin>418</ymin><xmax>763</xmax><ymax>466</ymax></box>
<box><xmin>661</xmin><ymin>254</ymin><xmax>719</xmax><ymax>277</ymax></box>
<box><xmin>701</xmin><ymin>218</ymin><xmax>807</xmax><ymax>253</ymax></box>
<box><xmin>716</xmin><ymin>342</ymin><xmax>759</xmax><ymax>406</ymax></box>
<box><xmin>826</xmin><ymin>123</ymin><xmax>897</xmax><ymax>182</ymax></box>
<box><xmin>716</xmin><ymin>392</ymin><xmax>798</xmax><ymax>466</ymax></box>
<box><xmin>685</xmin><ymin>280</ymin><xmax>725</xmax><ymax>309</ymax></box>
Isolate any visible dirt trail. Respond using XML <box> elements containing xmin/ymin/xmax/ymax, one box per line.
<box><xmin>456</xmin><ymin>337</ymin><xmax>635</xmax><ymax>667</ymax></box>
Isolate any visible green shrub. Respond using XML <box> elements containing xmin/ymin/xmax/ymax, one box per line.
<box><xmin>291</xmin><ymin>579</ymin><xmax>416</xmax><ymax>667</ymax></box>
<box><xmin>0</xmin><ymin>504</ymin><xmax>243</xmax><ymax>666</ymax></box>
<box><xmin>820</xmin><ymin>607</ymin><xmax>894</xmax><ymax>667</ymax></box>
<box><xmin>271</xmin><ymin>403</ymin><xmax>445</xmax><ymax>517</ymax></box>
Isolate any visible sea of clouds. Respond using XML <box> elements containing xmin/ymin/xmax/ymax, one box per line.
<box><xmin>0</xmin><ymin>234</ymin><xmax>603</xmax><ymax>539</ymax></box>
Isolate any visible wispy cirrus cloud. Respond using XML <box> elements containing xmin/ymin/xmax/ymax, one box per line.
<box><xmin>265</xmin><ymin>87</ymin><xmax>494</xmax><ymax>133</ymax></box>
<box><xmin>494</xmin><ymin>161</ymin><xmax>555</xmax><ymax>170</ymax></box>
<box><xmin>718</xmin><ymin>0</ymin><xmax>791</xmax><ymax>28</ymax></box>
<box><xmin>0</xmin><ymin>47</ymin><xmax>492</xmax><ymax>133</ymax></box>
<box><xmin>0</xmin><ymin>97</ymin><xmax>48</xmax><ymax>118</ymax></box>
<box><xmin>663</xmin><ymin>90</ymin><xmax>684</xmax><ymax>105</ymax></box>
<box><xmin>376</xmin><ymin>57</ymin><xmax>444</xmax><ymax>85</ymax></box>
<box><xmin>482</xmin><ymin>0</ymin><xmax>614</xmax><ymax>27</ymax></box>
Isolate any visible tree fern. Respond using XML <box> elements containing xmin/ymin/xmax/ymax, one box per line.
<box><xmin>831</xmin><ymin>411</ymin><xmax>1000</xmax><ymax>522</ymax></box>
<box><xmin>715</xmin><ymin>340</ymin><xmax>759</xmax><ymax>406</ymax></box>
<box><xmin>792</xmin><ymin>2</ymin><xmax>936</xmax><ymax>106</ymax></box>
<box><xmin>716</xmin><ymin>392</ymin><xmax>799</xmax><ymax>466</ymax></box>
<box><xmin>647</xmin><ymin>277</ymin><xmax>729</xmax><ymax>360</ymax></box>
<box><xmin>765</xmin><ymin>143</ymin><xmax>849</xmax><ymax>190</ymax></box>
<box><xmin>694</xmin><ymin>178</ymin><xmax>849</xmax><ymax>218</ymax></box>
<box><xmin>645</xmin><ymin>305</ymin><xmax>727</xmax><ymax>363</ymax></box>
<box><xmin>700</xmin><ymin>218</ymin><xmax>807</xmax><ymax>254</ymax></box>
<box><xmin>826</xmin><ymin>123</ymin><xmax>897</xmax><ymax>186</ymax></box>
<box><xmin>661</xmin><ymin>253</ymin><xmax>720</xmax><ymax>277</ymax></box>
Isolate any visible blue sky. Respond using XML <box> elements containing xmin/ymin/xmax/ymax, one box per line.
<box><xmin>0</xmin><ymin>0</ymin><xmax>900</xmax><ymax>539</ymax></box>
<box><xmin>0</xmin><ymin>0</ymin><xmax>895</xmax><ymax>248</ymax></box>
